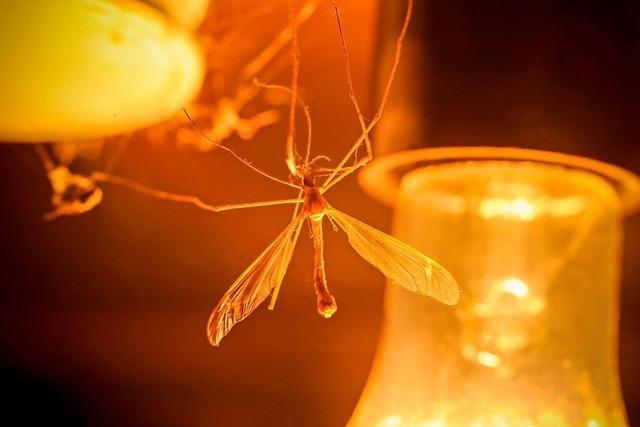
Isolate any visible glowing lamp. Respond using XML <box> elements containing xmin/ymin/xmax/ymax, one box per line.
<box><xmin>0</xmin><ymin>0</ymin><xmax>205</xmax><ymax>142</ymax></box>
<box><xmin>351</xmin><ymin>147</ymin><xmax>640</xmax><ymax>427</ymax></box>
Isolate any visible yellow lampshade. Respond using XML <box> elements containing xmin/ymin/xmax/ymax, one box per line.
<box><xmin>0</xmin><ymin>0</ymin><xmax>205</xmax><ymax>142</ymax></box>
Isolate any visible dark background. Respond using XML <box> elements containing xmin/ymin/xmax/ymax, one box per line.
<box><xmin>1</xmin><ymin>1</ymin><xmax>639</xmax><ymax>426</ymax></box>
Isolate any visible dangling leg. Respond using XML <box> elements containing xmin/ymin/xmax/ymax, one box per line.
<box><xmin>310</xmin><ymin>218</ymin><xmax>337</xmax><ymax>318</ymax></box>
<box><xmin>321</xmin><ymin>0</ymin><xmax>414</xmax><ymax>192</ymax></box>
<box><xmin>285</xmin><ymin>0</ymin><xmax>302</xmax><ymax>175</ymax></box>
<box><xmin>229</xmin><ymin>0</ymin><xmax>318</xmax><ymax>116</ymax></box>
<box><xmin>183</xmin><ymin>108</ymin><xmax>299</xmax><ymax>189</ymax></box>
<box><xmin>253</xmin><ymin>80</ymin><xmax>313</xmax><ymax>165</ymax></box>
<box><xmin>329</xmin><ymin>0</ymin><xmax>374</xmax><ymax>178</ymax></box>
<box><xmin>241</xmin><ymin>0</ymin><xmax>318</xmax><ymax>81</ymax></box>
<box><xmin>91</xmin><ymin>171</ymin><xmax>302</xmax><ymax>213</ymax></box>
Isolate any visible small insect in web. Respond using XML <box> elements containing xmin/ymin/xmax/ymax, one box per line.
<box><xmin>198</xmin><ymin>0</ymin><xmax>459</xmax><ymax>346</ymax></box>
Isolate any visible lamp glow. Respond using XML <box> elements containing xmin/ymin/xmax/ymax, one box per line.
<box><xmin>502</xmin><ymin>278</ymin><xmax>529</xmax><ymax>298</ymax></box>
<box><xmin>479</xmin><ymin>197</ymin><xmax>537</xmax><ymax>221</ymax></box>
<box><xmin>352</xmin><ymin>147</ymin><xmax>640</xmax><ymax>427</ymax></box>
<box><xmin>0</xmin><ymin>0</ymin><xmax>205</xmax><ymax>142</ymax></box>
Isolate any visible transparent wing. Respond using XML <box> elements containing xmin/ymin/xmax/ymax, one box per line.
<box><xmin>207</xmin><ymin>215</ymin><xmax>304</xmax><ymax>346</ymax></box>
<box><xmin>327</xmin><ymin>207</ymin><xmax>459</xmax><ymax>305</ymax></box>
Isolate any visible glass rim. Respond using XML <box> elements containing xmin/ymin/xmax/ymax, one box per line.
<box><xmin>358</xmin><ymin>146</ymin><xmax>640</xmax><ymax>217</ymax></box>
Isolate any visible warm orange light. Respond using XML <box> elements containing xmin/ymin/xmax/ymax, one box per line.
<box><xmin>479</xmin><ymin>197</ymin><xmax>537</xmax><ymax>221</ymax></box>
<box><xmin>477</xmin><ymin>351</ymin><xmax>502</xmax><ymax>368</ymax></box>
<box><xmin>501</xmin><ymin>278</ymin><xmax>529</xmax><ymax>298</ymax></box>
<box><xmin>352</xmin><ymin>147</ymin><xmax>640</xmax><ymax>427</ymax></box>
<box><xmin>0</xmin><ymin>0</ymin><xmax>204</xmax><ymax>142</ymax></box>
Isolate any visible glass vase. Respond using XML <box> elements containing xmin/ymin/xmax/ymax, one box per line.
<box><xmin>349</xmin><ymin>147</ymin><xmax>640</xmax><ymax>427</ymax></box>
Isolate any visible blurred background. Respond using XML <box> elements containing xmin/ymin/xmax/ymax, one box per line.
<box><xmin>0</xmin><ymin>0</ymin><xmax>638</xmax><ymax>426</ymax></box>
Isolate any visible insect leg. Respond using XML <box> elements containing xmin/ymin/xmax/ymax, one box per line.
<box><xmin>183</xmin><ymin>108</ymin><xmax>299</xmax><ymax>189</ymax></box>
<box><xmin>321</xmin><ymin>0</ymin><xmax>414</xmax><ymax>192</ymax></box>
<box><xmin>285</xmin><ymin>0</ymin><xmax>302</xmax><ymax>176</ymax></box>
<box><xmin>330</xmin><ymin>0</ymin><xmax>373</xmax><ymax>173</ymax></box>
<box><xmin>254</xmin><ymin>80</ymin><xmax>313</xmax><ymax>165</ymax></box>
<box><xmin>232</xmin><ymin>1</ymin><xmax>318</xmax><ymax>113</ymax></box>
<box><xmin>241</xmin><ymin>0</ymin><xmax>318</xmax><ymax>81</ymax></box>
<box><xmin>92</xmin><ymin>171</ymin><xmax>302</xmax><ymax>213</ymax></box>
<box><xmin>320</xmin><ymin>148</ymin><xmax>372</xmax><ymax>193</ymax></box>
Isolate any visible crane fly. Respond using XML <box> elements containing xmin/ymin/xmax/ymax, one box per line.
<box><xmin>203</xmin><ymin>0</ymin><xmax>459</xmax><ymax>346</ymax></box>
<box><xmin>38</xmin><ymin>0</ymin><xmax>459</xmax><ymax>345</ymax></box>
<box><xmin>206</xmin><ymin>167</ymin><xmax>460</xmax><ymax>346</ymax></box>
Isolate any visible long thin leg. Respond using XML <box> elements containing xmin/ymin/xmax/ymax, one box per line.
<box><xmin>319</xmin><ymin>135</ymin><xmax>373</xmax><ymax>192</ymax></box>
<box><xmin>310</xmin><ymin>164</ymin><xmax>357</xmax><ymax>178</ymax></box>
<box><xmin>310</xmin><ymin>219</ymin><xmax>337</xmax><ymax>318</ymax></box>
<box><xmin>206</xmin><ymin>5</ymin><xmax>276</xmax><ymax>44</ymax></box>
<box><xmin>330</xmin><ymin>0</ymin><xmax>373</xmax><ymax>176</ymax></box>
<box><xmin>241</xmin><ymin>1</ymin><xmax>318</xmax><ymax>81</ymax></box>
<box><xmin>178</xmin><ymin>3</ymin><xmax>317</xmax><ymax>151</ymax></box>
<box><xmin>91</xmin><ymin>171</ymin><xmax>302</xmax><ymax>213</ymax></box>
<box><xmin>183</xmin><ymin>108</ymin><xmax>299</xmax><ymax>189</ymax></box>
<box><xmin>233</xmin><ymin>0</ymin><xmax>318</xmax><ymax>110</ymax></box>
<box><xmin>285</xmin><ymin>0</ymin><xmax>302</xmax><ymax>175</ymax></box>
<box><xmin>321</xmin><ymin>0</ymin><xmax>414</xmax><ymax>191</ymax></box>
<box><xmin>254</xmin><ymin>80</ymin><xmax>313</xmax><ymax>164</ymax></box>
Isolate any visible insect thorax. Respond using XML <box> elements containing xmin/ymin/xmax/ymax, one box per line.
<box><xmin>303</xmin><ymin>186</ymin><xmax>327</xmax><ymax>221</ymax></box>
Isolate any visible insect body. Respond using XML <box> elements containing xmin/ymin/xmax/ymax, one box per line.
<box><xmin>302</xmin><ymin>176</ymin><xmax>335</xmax><ymax>317</ymax></box>
<box><xmin>206</xmin><ymin>164</ymin><xmax>460</xmax><ymax>346</ymax></box>
<box><xmin>301</xmin><ymin>178</ymin><xmax>327</xmax><ymax>220</ymax></box>
<box><xmin>203</xmin><ymin>0</ymin><xmax>459</xmax><ymax>346</ymax></box>
<box><xmin>37</xmin><ymin>0</ymin><xmax>457</xmax><ymax>346</ymax></box>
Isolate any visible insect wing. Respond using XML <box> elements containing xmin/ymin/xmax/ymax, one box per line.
<box><xmin>207</xmin><ymin>215</ymin><xmax>304</xmax><ymax>346</ymax></box>
<box><xmin>327</xmin><ymin>207</ymin><xmax>459</xmax><ymax>305</ymax></box>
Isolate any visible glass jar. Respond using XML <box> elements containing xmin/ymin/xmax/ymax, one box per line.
<box><xmin>349</xmin><ymin>147</ymin><xmax>640</xmax><ymax>427</ymax></box>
